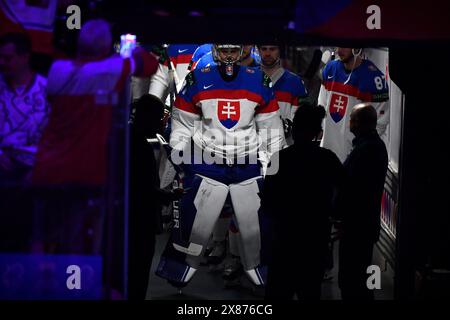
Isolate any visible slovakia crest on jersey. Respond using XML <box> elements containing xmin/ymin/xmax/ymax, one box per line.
<box><xmin>218</xmin><ymin>100</ymin><xmax>240</xmax><ymax>129</ymax></box>
<box><xmin>329</xmin><ymin>93</ymin><xmax>348</xmax><ymax>123</ymax></box>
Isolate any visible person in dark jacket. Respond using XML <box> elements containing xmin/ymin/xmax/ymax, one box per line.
<box><xmin>336</xmin><ymin>103</ymin><xmax>388</xmax><ymax>300</ymax></box>
<box><xmin>128</xmin><ymin>94</ymin><xmax>183</xmax><ymax>299</ymax></box>
<box><xmin>262</xmin><ymin>103</ymin><xmax>345</xmax><ymax>300</ymax></box>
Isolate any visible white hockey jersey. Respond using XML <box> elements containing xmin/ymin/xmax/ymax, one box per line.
<box><xmin>171</xmin><ymin>65</ymin><xmax>285</xmax><ymax>165</ymax></box>
<box><xmin>148</xmin><ymin>44</ymin><xmax>198</xmax><ymax>102</ymax></box>
<box><xmin>318</xmin><ymin>59</ymin><xmax>389</xmax><ymax>162</ymax></box>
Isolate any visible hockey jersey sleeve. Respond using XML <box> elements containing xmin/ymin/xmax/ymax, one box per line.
<box><xmin>318</xmin><ymin>63</ymin><xmax>331</xmax><ymax>108</ymax></box>
<box><xmin>317</xmin><ymin>65</ymin><xmax>330</xmax><ymax>135</ymax></box>
<box><xmin>362</xmin><ymin>64</ymin><xmax>390</xmax><ymax>137</ymax></box>
<box><xmin>255</xmin><ymin>74</ymin><xmax>286</xmax><ymax>166</ymax></box>
<box><xmin>170</xmin><ymin>71</ymin><xmax>201</xmax><ymax>152</ymax></box>
<box><xmin>148</xmin><ymin>63</ymin><xmax>170</xmax><ymax>101</ymax></box>
<box><xmin>289</xmin><ymin>76</ymin><xmax>309</xmax><ymax>121</ymax></box>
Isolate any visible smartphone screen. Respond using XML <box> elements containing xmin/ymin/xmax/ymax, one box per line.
<box><xmin>120</xmin><ymin>34</ymin><xmax>136</xmax><ymax>58</ymax></box>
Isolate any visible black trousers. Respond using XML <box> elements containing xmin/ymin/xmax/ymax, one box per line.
<box><xmin>338</xmin><ymin>236</ymin><xmax>375</xmax><ymax>300</ymax></box>
<box><xmin>265</xmin><ymin>247</ymin><xmax>327</xmax><ymax>300</ymax></box>
<box><xmin>127</xmin><ymin>212</ymin><xmax>156</xmax><ymax>300</ymax></box>
<box><xmin>127</xmin><ymin>131</ymin><xmax>161</xmax><ymax>299</ymax></box>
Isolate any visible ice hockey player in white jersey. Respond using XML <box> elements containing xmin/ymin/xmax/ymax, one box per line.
<box><xmin>318</xmin><ymin>48</ymin><xmax>389</xmax><ymax>162</ymax></box>
<box><xmin>147</xmin><ymin>44</ymin><xmax>199</xmax><ymax>227</ymax></box>
<box><xmin>155</xmin><ymin>44</ymin><xmax>285</xmax><ymax>289</ymax></box>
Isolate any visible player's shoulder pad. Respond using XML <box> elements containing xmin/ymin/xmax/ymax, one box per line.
<box><xmin>362</xmin><ymin>60</ymin><xmax>384</xmax><ymax>78</ymax></box>
<box><xmin>262</xmin><ymin>72</ymin><xmax>272</xmax><ymax>88</ymax></box>
<box><xmin>326</xmin><ymin>59</ymin><xmax>341</xmax><ymax>72</ymax></box>
<box><xmin>185</xmin><ymin>70</ymin><xmax>196</xmax><ymax>87</ymax></box>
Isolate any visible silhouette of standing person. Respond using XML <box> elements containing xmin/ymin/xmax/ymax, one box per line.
<box><xmin>128</xmin><ymin>94</ymin><xmax>183</xmax><ymax>299</ymax></box>
<box><xmin>336</xmin><ymin>103</ymin><xmax>388</xmax><ymax>300</ymax></box>
<box><xmin>262</xmin><ymin>103</ymin><xmax>344</xmax><ymax>300</ymax></box>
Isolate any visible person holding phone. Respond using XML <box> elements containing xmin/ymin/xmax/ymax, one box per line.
<box><xmin>31</xmin><ymin>19</ymin><xmax>158</xmax><ymax>258</ymax></box>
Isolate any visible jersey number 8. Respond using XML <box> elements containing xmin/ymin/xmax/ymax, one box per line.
<box><xmin>374</xmin><ymin>76</ymin><xmax>386</xmax><ymax>90</ymax></box>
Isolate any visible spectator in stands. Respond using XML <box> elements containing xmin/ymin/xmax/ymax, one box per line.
<box><xmin>0</xmin><ymin>32</ymin><xmax>49</xmax><ymax>184</ymax></box>
<box><xmin>31</xmin><ymin>19</ymin><xmax>159</xmax><ymax>256</ymax></box>
<box><xmin>0</xmin><ymin>32</ymin><xmax>49</xmax><ymax>252</ymax></box>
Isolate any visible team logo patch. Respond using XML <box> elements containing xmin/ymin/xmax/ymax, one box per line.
<box><xmin>245</xmin><ymin>68</ymin><xmax>255</xmax><ymax>74</ymax></box>
<box><xmin>329</xmin><ymin>93</ymin><xmax>348</xmax><ymax>123</ymax></box>
<box><xmin>218</xmin><ymin>100</ymin><xmax>240</xmax><ymax>129</ymax></box>
<box><xmin>201</xmin><ymin>66</ymin><xmax>211</xmax><ymax>73</ymax></box>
